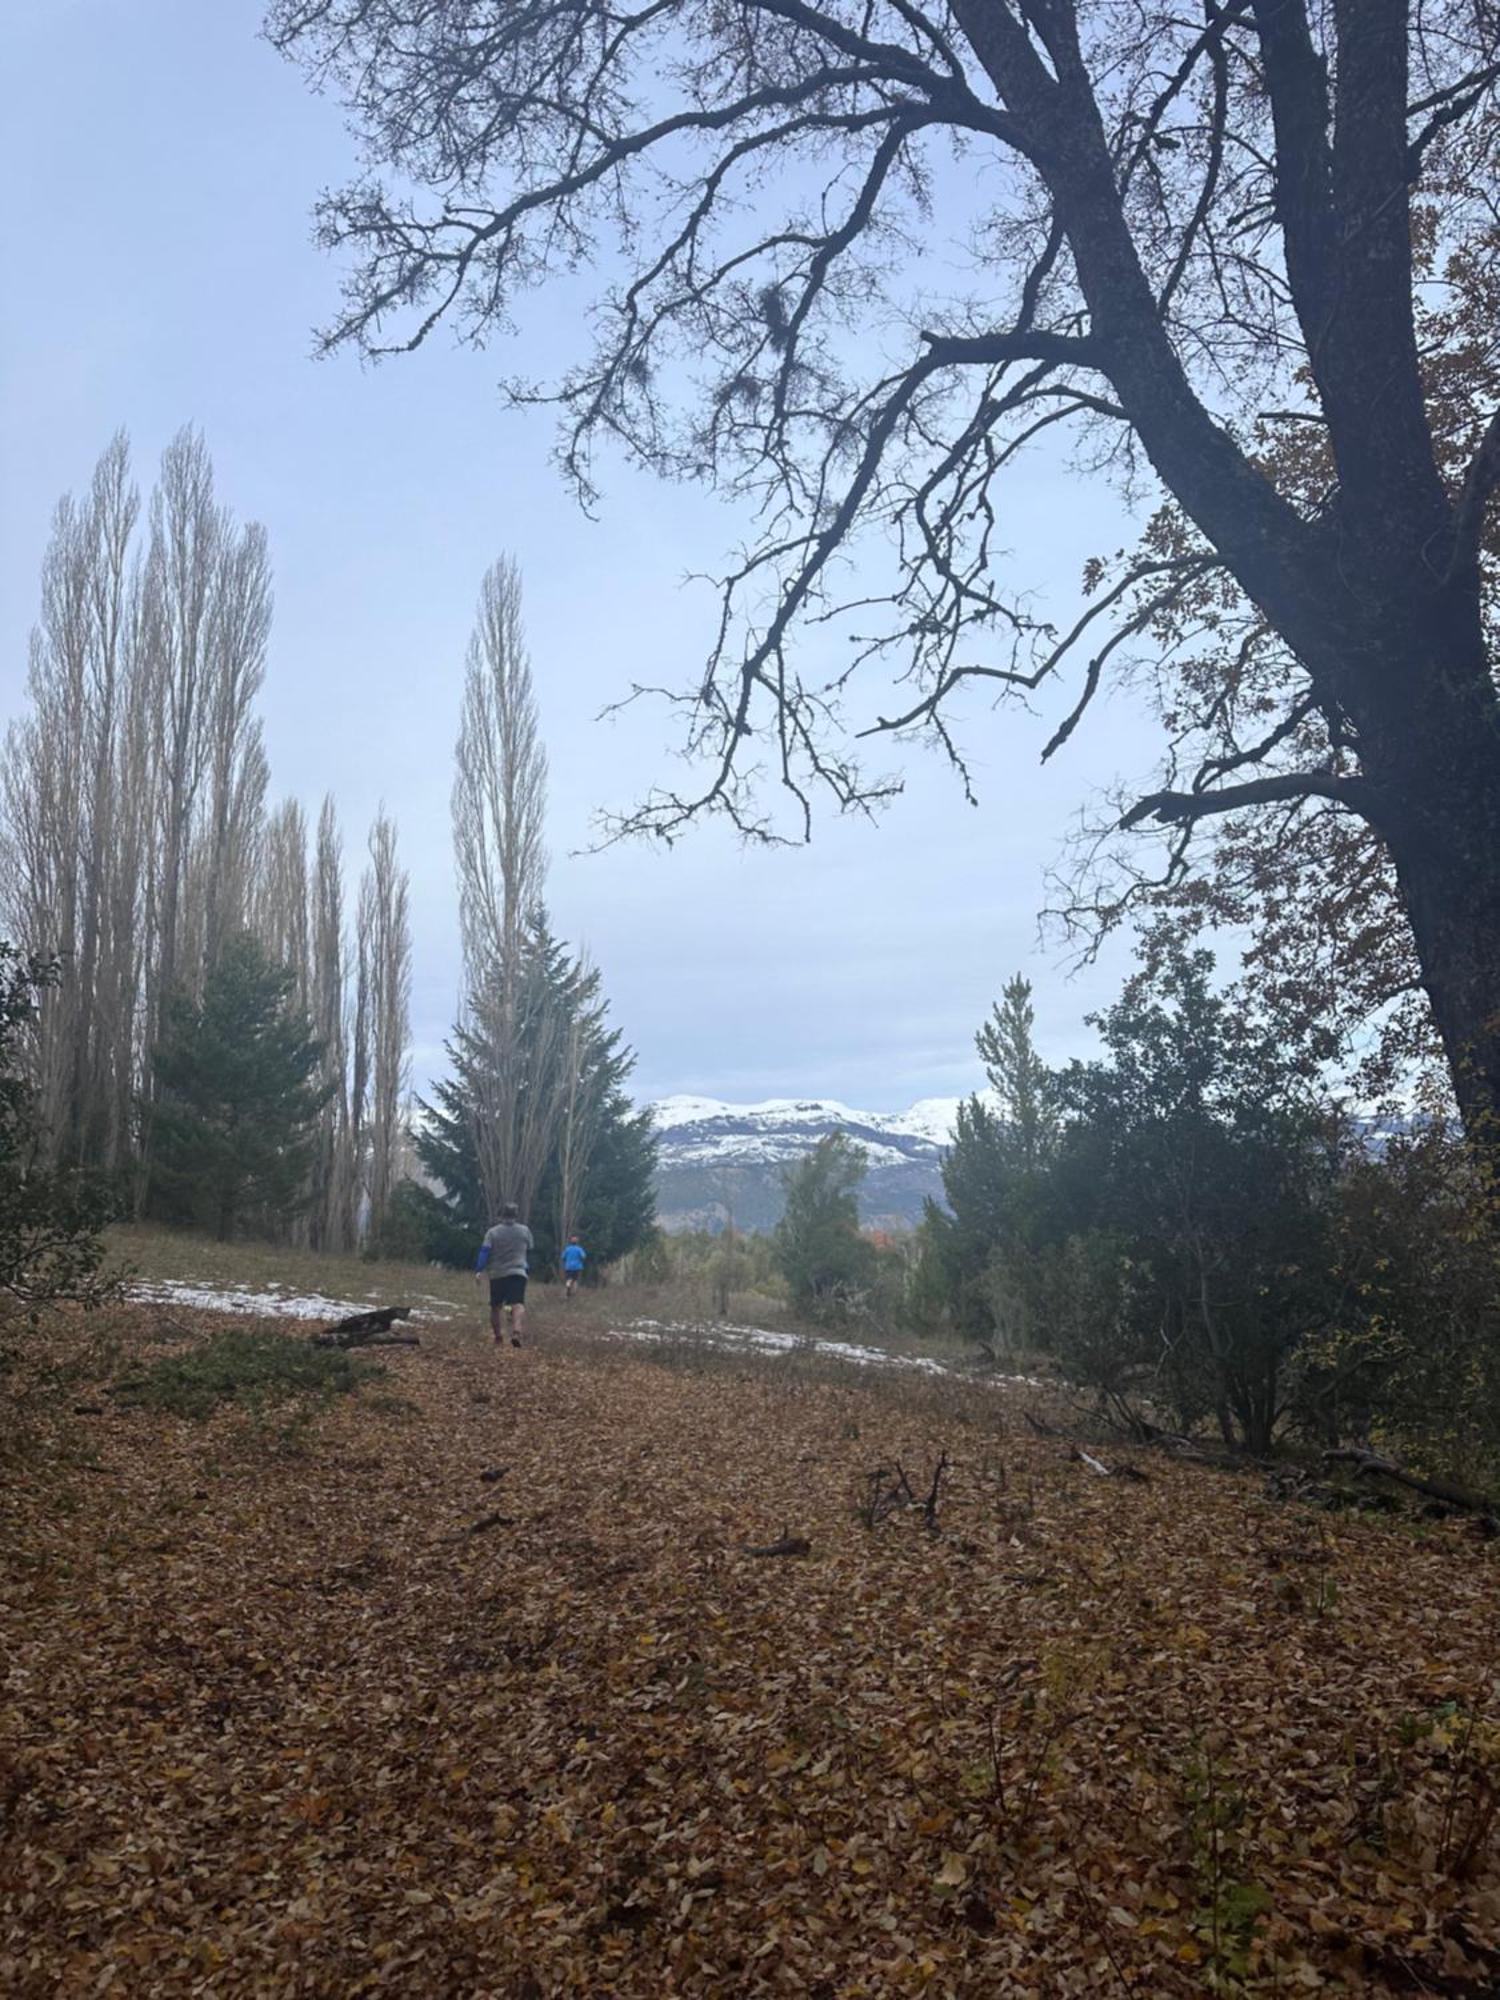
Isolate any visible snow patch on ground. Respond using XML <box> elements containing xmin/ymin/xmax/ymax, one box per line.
<box><xmin>606</xmin><ymin>1317</ymin><xmax>1047</xmax><ymax>1389</ymax></box>
<box><xmin>129</xmin><ymin>1279</ymin><xmax>459</xmax><ymax>1324</ymax></box>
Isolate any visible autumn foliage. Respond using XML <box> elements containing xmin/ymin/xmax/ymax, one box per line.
<box><xmin>5</xmin><ymin>1301</ymin><xmax>1500</xmax><ymax>1995</ymax></box>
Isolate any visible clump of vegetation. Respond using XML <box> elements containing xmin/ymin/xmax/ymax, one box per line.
<box><xmin>114</xmin><ymin>1328</ymin><xmax>378</xmax><ymax>1419</ymax></box>
<box><xmin>917</xmin><ymin>947</ymin><xmax>1500</xmax><ymax>1477</ymax></box>
<box><xmin>0</xmin><ymin>947</ymin><xmax>114</xmax><ymax>1333</ymax></box>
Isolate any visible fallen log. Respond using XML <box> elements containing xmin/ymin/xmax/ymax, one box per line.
<box><xmin>1323</xmin><ymin>1447</ymin><xmax>1499</xmax><ymax>1519</ymax></box>
<box><xmin>311</xmin><ymin>1305</ymin><xmax>416</xmax><ymax>1348</ymax></box>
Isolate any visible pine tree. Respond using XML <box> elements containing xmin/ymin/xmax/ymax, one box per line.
<box><xmin>409</xmin><ymin>915</ymin><xmax>656</xmax><ymax>1271</ymax></box>
<box><xmin>148</xmin><ymin>931</ymin><xmax>330</xmax><ymax>1239</ymax></box>
<box><xmin>921</xmin><ymin>974</ymin><xmax>1058</xmax><ymax>1342</ymax></box>
<box><xmin>975</xmin><ymin>976</ymin><xmax>1056</xmax><ymax>1170</ymax></box>
<box><xmin>775</xmin><ymin>1131</ymin><xmax>875</xmax><ymax>1321</ymax></box>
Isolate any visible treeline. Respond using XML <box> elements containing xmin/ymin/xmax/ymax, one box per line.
<box><xmin>916</xmin><ymin>948</ymin><xmax>1500</xmax><ymax>1478</ymax></box>
<box><xmin>2</xmin><ymin>434</ymin><xmax>656</xmax><ymax>1264</ymax></box>
<box><xmin>0</xmin><ymin>430</ymin><xmax>411</xmax><ymax>1242</ymax></box>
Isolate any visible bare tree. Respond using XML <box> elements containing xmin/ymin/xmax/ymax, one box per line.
<box><xmin>308</xmin><ymin>795</ymin><xmax>354</xmax><ymax>1249</ymax></box>
<box><xmin>1</xmin><ymin>434</ymin><xmax>143</xmax><ymax>1170</ymax></box>
<box><xmin>141</xmin><ymin>428</ymin><xmax>221</xmax><ymax>1041</ymax></box>
<box><xmin>451</xmin><ymin>558</ymin><xmax>556</xmax><ymax>1212</ymax></box>
<box><xmin>359</xmin><ymin>807</ymin><xmax>411</xmax><ymax>1240</ymax></box>
<box><xmin>134</xmin><ymin>430</ymin><xmax>274</xmax><ymax>1205</ymax></box>
<box><xmin>273</xmin><ymin>0</ymin><xmax>1500</xmax><ymax>1148</ymax></box>
<box><xmin>256</xmin><ymin>800</ymin><xmax>311</xmax><ymax>1000</ymax></box>
<box><xmin>200</xmin><ymin>525</ymin><xmax>273</xmax><ymax>970</ymax></box>
<box><xmin>453</xmin><ymin>558</ymin><xmax>547</xmax><ymax>993</ymax></box>
<box><xmin>3</xmin><ymin>430</ymin><xmax>279</xmax><ymax>1196</ymax></box>
<box><xmin>349</xmin><ymin>859</ymin><xmax>373</xmax><ymax>1237</ymax></box>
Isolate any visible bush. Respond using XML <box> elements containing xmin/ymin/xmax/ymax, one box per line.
<box><xmin>1298</xmin><ymin>1119</ymin><xmax>1500</xmax><ymax>1485</ymax></box>
<box><xmin>114</xmin><ymin>1329</ymin><xmax>378</xmax><ymax>1419</ymax></box>
<box><xmin>0</xmin><ymin>947</ymin><xmax>113</xmax><ymax>1330</ymax></box>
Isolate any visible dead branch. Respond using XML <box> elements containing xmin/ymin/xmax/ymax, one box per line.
<box><xmin>1071</xmin><ymin>1446</ymin><xmax>1114</xmax><ymax>1477</ymax></box>
<box><xmin>448</xmin><ymin>1508</ymin><xmax>514</xmax><ymax>1541</ymax></box>
<box><xmin>745</xmin><ymin>1529</ymin><xmax>812</xmax><ymax>1558</ymax></box>
<box><xmin>311</xmin><ymin>1305</ymin><xmax>416</xmax><ymax>1348</ymax></box>
<box><xmin>1323</xmin><ymin>1447</ymin><xmax>1499</xmax><ymax>1520</ymax></box>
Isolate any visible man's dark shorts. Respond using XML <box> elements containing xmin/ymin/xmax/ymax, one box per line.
<box><xmin>490</xmin><ymin>1274</ymin><xmax>527</xmax><ymax>1307</ymax></box>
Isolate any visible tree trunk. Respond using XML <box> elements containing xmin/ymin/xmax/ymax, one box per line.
<box><xmin>1361</xmin><ymin>642</ymin><xmax>1500</xmax><ymax>1153</ymax></box>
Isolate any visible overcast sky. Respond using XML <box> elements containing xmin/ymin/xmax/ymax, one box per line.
<box><xmin>1</xmin><ymin>0</ymin><xmax>1171</xmax><ymax>1110</ymax></box>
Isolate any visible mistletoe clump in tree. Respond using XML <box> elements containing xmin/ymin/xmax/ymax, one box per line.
<box><xmin>272</xmin><ymin>0</ymin><xmax>1500</xmax><ymax>1149</ymax></box>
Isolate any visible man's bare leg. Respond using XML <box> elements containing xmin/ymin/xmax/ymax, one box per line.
<box><xmin>510</xmin><ymin>1301</ymin><xmax>527</xmax><ymax>1346</ymax></box>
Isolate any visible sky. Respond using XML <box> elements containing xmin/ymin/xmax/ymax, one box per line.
<box><xmin>0</xmin><ymin>0</ymin><xmax>1167</xmax><ymax>1110</ymax></box>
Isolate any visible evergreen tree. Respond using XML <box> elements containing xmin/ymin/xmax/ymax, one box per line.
<box><xmin>410</xmin><ymin>915</ymin><xmax>656</xmax><ymax>1272</ymax></box>
<box><xmin>775</xmin><ymin>1131</ymin><xmax>875</xmax><ymax>1321</ymax></box>
<box><xmin>918</xmin><ymin>974</ymin><xmax>1056</xmax><ymax>1343</ymax></box>
<box><xmin>148</xmin><ymin>931</ymin><xmax>330</xmax><ymax>1239</ymax></box>
<box><xmin>975</xmin><ymin>977</ymin><xmax>1056</xmax><ymax>1170</ymax></box>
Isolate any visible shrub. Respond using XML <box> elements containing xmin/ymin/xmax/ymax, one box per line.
<box><xmin>114</xmin><ymin>1329</ymin><xmax>378</xmax><ymax>1419</ymax></box>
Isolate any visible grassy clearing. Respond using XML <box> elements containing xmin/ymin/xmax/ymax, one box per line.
<box><xmin>105</xmin><ymin>1222</ymin><xmax>982</xmax><ymax>1369</ymax></box>
<box><xmin>106</xmin><ymin>1222</ymin><xmax>480</xmax><ymax>1317</ymax></box>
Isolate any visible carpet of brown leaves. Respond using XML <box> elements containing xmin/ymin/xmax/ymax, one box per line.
<box><xmin>4</xmin><ymin>1305</ymin><xmax>1500</xmax><ymax>1995</ymax></box>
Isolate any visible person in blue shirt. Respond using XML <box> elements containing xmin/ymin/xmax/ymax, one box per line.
<box><xmin>561</xmin><ymin>1235</ymin><xmax>586</xmax><ymax>1298</ymax></box>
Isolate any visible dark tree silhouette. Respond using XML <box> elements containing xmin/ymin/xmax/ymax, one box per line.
<box><xmin>271</xmin><ymin>0</ymin><xmax>1500</xmax><ymax>1143</ymax></box>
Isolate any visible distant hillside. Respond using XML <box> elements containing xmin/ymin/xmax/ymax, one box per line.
<box><xmin>649</xmin><ymin>1094</ymin><xmax>963</xmax><ymax>1232</ymax></box>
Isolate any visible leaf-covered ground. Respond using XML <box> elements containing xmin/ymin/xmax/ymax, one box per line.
<box><xmin>4</xmin><ymin>1303</ymin><xmax>1500</xmax><ymax>1995</ymax></box>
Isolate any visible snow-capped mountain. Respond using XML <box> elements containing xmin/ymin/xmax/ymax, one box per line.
<box><xmin>649</xmin><ymin>1094</ymin><xmax>965</xmax><ymax>1232</ymax></box>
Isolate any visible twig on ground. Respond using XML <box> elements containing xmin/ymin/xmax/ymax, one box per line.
<box><xmin>745</xmin><ymin>1528</ymin><xmax>811</xmax><ymax>1558</ymax></box>
<box><xmin>445</xmin><ymin>1508</ymin><xmax>514</xmax><ymax>1540</ymax></box>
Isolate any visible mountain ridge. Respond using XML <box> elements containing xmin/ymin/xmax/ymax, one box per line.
<box><xmin>648</xmin><ymin>1092</ymin><xmax>969</xmax><ymax>1232</ymax></box>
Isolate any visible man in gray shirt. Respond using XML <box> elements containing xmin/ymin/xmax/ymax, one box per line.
<box><xmin>476</xmin><ymin>1203</ymin><xmax>534</xmax><ymax>1346</ymax></box>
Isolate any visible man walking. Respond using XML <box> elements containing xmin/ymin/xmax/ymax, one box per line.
<box><xmin>476</xmin><ymin>1202</ymin><xmax>533</xmax><ymax>1347</ymax></box>
<box><xmin>561</xmin><ymin>1235</ymin><xmax>586</xmax><ymax>1298</ymax></box>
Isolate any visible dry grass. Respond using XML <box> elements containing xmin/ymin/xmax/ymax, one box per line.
<box><xmin>105</xmin><ymin>1224</ymin><xmax>982</xmax><ymax>1373</ymax></box>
